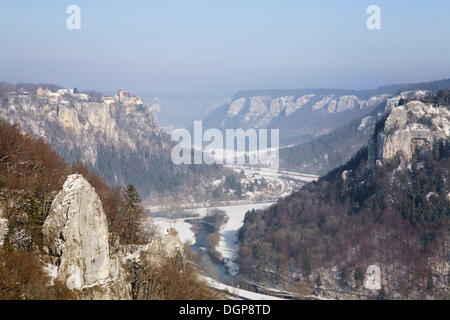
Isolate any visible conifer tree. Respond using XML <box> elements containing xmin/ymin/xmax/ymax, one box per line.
<box><xmin>125</xmin><ymin>184</ymin><xmax>143</xmax><ymax>243</ymax></box>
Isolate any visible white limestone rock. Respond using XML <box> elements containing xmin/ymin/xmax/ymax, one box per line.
<box><xmin>358</xmin><ymin>116</ymin><xmax>373</xmax><ymax>131</ymax></box>
<box><xmin>269</xmin><ymin>95</ymin><xmax>315</xmax><ymax>117</ymax></box>
<box><xmin>43</xmin><ymin>174</ymin><xmax>111</xmax><ymax>290</ymax></box>
<box><xmin>312</xmin><ymin>96</ymin><xmax>336</xmax><ymax>111</ymax></box>
<box><xmin>364</xmin><ymin>265</ymin><xmax>382</xmax><ymax>291</ymax></box>
<box><xmin>336</xmin><ymin>95</ymin><xmax>360</xmax><ymax>113</ymax></box>
<box><xmin>119</xmin><ymin>228</ymin><xmax>183</xmax><ymax>267</ymax></box>
<box><xmin>41</xmin><ymin>174</ymin><xmax>187</xmax><ymax>299</ymax></box>
<box><xmin>379</xmin><ymin>101</ymin><xmax>449</xmax><ymax>166</ymax></box>
<box><xmin>341</xmin><ymin>170</ymin><xmax>351</xmax><ymax>182</ymax></box>
<box><xmin>228</xmin><ymin>98</ymin><xmax>246</xmax><ymax>117</ymax></box>
<box><xmin>286</xmin><ymin>95</ymin><xmax>315</xmax><ymax>116</ymax></box>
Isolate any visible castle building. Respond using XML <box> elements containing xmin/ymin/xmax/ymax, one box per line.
<box><xmin>114</xmin><ymin>89</ymin><xmax>143</xmax><ymax>105</ymax></box>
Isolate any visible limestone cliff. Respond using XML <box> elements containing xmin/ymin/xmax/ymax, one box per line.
<box><xmin>202</xmin><ymin>88</ymin><xmax>393</xmax><ymax>146</ymax></box>
<box><xmin>204</xmin><ymin>79</ymin><xmax>450</xmax><ymax>147</ymax></box>
<box><xmin>369</xmin><ymin>101</ymin><xmax>450</xmax><ymax>167</ymax></box>
<box><xmin>0</xmin><ymin>86</ymin><xmax>165</xmax><ymax>196</ymax></box>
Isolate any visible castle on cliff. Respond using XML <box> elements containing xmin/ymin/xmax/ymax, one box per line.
<box><xmin>114</xmin><ymin>89</ymin><xmax>143</xmax><ymax>105</ymax></box>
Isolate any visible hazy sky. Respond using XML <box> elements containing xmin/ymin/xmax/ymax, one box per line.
<box><xmin>1</xmin><ymin>0</ymin><xmax>449</xmax><ymax>95</ymax></box>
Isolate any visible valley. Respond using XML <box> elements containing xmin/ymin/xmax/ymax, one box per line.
<box><xmin>0</xmin><ymin>81</ymin><xmax>449</xmax><ymax>300</ymax></box>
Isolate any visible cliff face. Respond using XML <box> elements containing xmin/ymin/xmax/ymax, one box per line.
<box><xmin>370</xmin><ymin>100</ymin><xmax>450</xmax><ymax>167</ymax></box>
<box><xmin>204</xmin><ymin>80</ymin><xmax>450</xmax><ymax>148</ymax></box>
<box><xmin>225</xmin><ymin>92</ymin><xmax>388</xmax><ymax>123</ymax></box>
<box><xmin>202</xmin><ymin>88</ymin><xmax>394</xmax><ymax>145</ymax></box>
<box><xmin>0</xmin><ymin>87</ymin><xmax>165</xmax><ymax>195</ymax></box>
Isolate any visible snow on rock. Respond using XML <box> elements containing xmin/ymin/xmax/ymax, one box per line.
<box><xmin>370</xmin><ymin>101</ymin><xmax>450</xmax><ymax>167</ymax></box>
<box><xmin>228</xmin><ymin>98</ymin><xmax>246</xmax><ymax>117</ymax></box>
<box><xmin>43</xmin><ymin>174</ymin><xmax>112</xmax><ymax>290</ymax></box>
<box><xmin>335</xmin><ymin>95</ymin><xmax>360</xmax><ymax>113</ymax></box>
<box><xmin>341</xmin><ymin>170</ymin><xmax>351</xmax><ymax>182</ymax></box>
<box><xmin>364</xmin><ymin>265</ymin><xmax>382</xmax><ymax>291</ymax></box>
<box><xmin>312</xmin><ymin>96</ymin><xmax>335</xmax><ymax>111</ymax></box>
<box><xmin>42</xmin><ymin>263</ymin><xmax>58</xmax><ymax>286</ymax></box>
<box><xmin>358</xmin><ymin>116</ymin><xmax>373</xmax><ymax>131</ymax></box>
<box><xmin>153</xmin><ymin>217</ymin><xmax>195</xmax><ymax>244</ymax></box>
<box><xmin>118</xmin><ymin>228</ymin><xmax>183</xmax><ymax>268</ymax></box>
<box><xmin>269</xmin><ymin>95</ymin><xmax>315</xmax><ymax>116</ymax></box>
<box><xmin>144</xmin><ymin>228</ymin><xmax>184</xmax><ymax>266</ymax></box>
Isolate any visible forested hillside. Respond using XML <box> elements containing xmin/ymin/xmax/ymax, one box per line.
<box><xmin>238</xmin><ymin>92</ymin><xmax>450</xmax><ymax>299</ymax></box>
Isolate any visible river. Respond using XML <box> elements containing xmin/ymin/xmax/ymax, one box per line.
<box><xmin>150</xmin><ymin>202</ymin><xmax>273</xmax><ymax>287</ymax></box>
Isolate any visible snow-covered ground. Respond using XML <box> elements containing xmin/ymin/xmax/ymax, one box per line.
<box><xmin>227</xmin><ymin>165</ymin><xmax>319</xmax><ymax>183</ymax></box>
<box><xmin>152</xmin><ymin>217</ymin><xmax>196</xmax><ymax>244</ymax></box>
<box><xmin>201</xmin><ymin>275</ymin><xmax>285</xmax><ymax>300</ymax></box>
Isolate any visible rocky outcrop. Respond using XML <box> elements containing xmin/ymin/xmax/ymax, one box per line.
<box><xmin>118</xmin><ymin>228</ymin><xmax>183</xmax><ymax>268</ymax></box>
<box><xmin>341</xmin><ymin>170</ymin><xmax>351</xmax><ymax>182</ymax></box>
<box><xmin>364</xmin><ymin>265</ymin><xmax>382</xmax><ymax>291</ymax></box>
<box><xmin>42</xmin><ymin>174</ymin><xmax>185</xmax><ymax>299</ymax></box>
<box><xmin>369</xmin><ymin>101</ymin><xmax>450</xmax><ymax>167</ymax></box>
<box><xmin>43</xmin><ymin>174</ymin><xmax>114</xmax><ymax>291</ymax></box>
<box><xmin>42</xmin><ymin>174</ymin><xmax>133</xmax><ymax>299</ymax></box>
